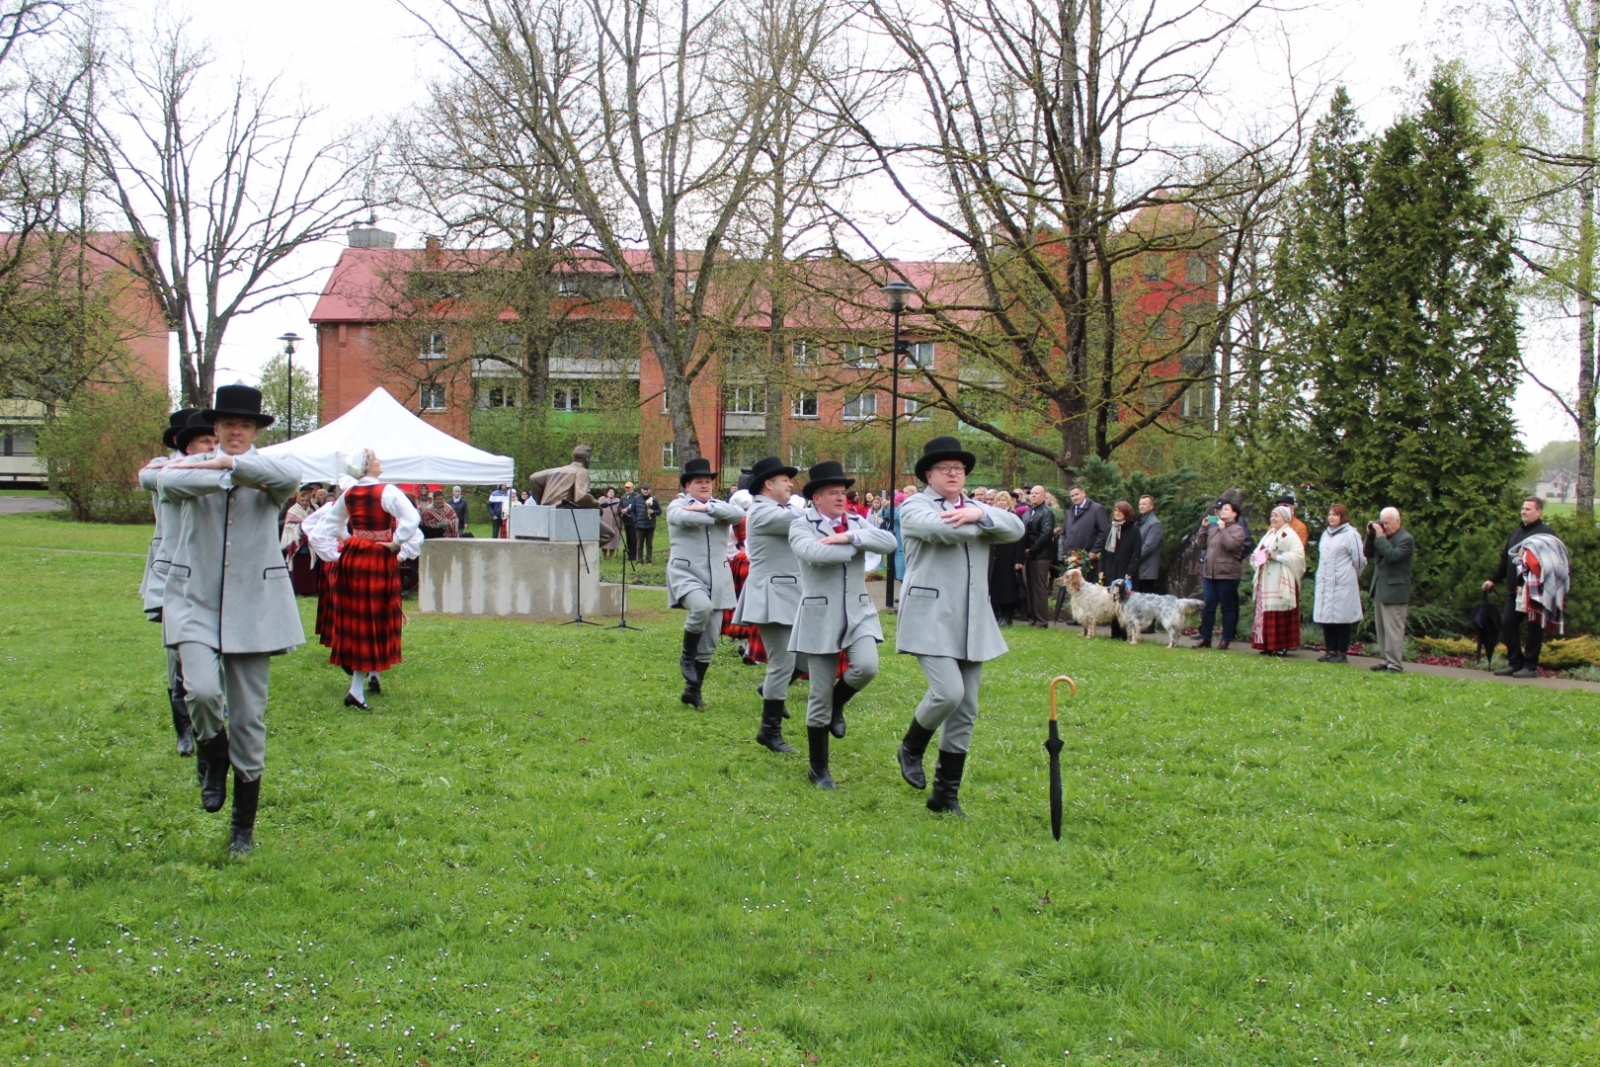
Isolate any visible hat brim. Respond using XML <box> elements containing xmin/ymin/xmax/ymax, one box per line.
<box><xmin>201</xmin><ymin>407</ymin><xmax>276</xmax><ymax>428</ymax></box>
<box><xmin>161</xmin><ymin>427</ymin><xmax>180</xmax><ymax>449</ymax></box>
<box><xmin>914</xmin><ymin>448</ymin><xmax>977</xmax><ymax>481</ymax></box>
<box><xmin>751</xmin><ymin>464</ymin><xmax>800</xmax><ymax>488</ymax></box>
<box><xmin>679</xmin><ymin>470</ymin><xmax>719</xmax><ymax>487</ymax></box>
<box><xmin>174</xmin><ymin>425</ymin><xmax>218</xmax><ymax>451</ymax></box>
<box><xmin>802</xmin><ymin>474</ymin><xmax>854</xmax><ymax>499</ymax></box>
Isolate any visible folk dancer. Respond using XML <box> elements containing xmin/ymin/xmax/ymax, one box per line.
<box><xmin>730</xmin><ymin>456</ymin><xmax>805</xmax><ymax>754</ymax></box>
<box><xmin>137</xmin><ymin>408</ymin><xmax>206</xmax><ymax>756</ymax></box>
<box><xmin>895</xmin><ymin>437</ymin><xmax>1025</xmax><ymax>816</ymax></box>
<box><xmin>301</xmin><ymin>476</ymin><xmax>355</xmax><ymax>653</ymax></box>
<box><xmin>306</xmin><ymin>451</ymin><xmax>422</xmax><ymax>709</ymax></box>
<box><xmin>788</xmin><ymin>461</ymin><xmax>897</xmax><ymax>789</ymax></box>
<box><xmin>158</xmin><ymin>385</ymin><xmax>303</xmax><ymax>854</ymax></box>
<box><xmin>666</xmin><ymin>457</ymin><xmax>746</xmax><ymax>708</ymax></box>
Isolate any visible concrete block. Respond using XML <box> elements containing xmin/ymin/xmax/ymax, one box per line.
<box><xmin>507</xmin><ymin>504</ymin><xmax>600</xmax><ymax>542</ymax></box>
<box><xmin>418</xmin><ymin>538</ymin><xmax>622</xmax><ymax>619</ymax></box>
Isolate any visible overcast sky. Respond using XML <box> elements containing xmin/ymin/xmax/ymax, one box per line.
<box><xmin>125</xmin><ymin>0</ymin><xmax>1574</xmax><ymax>453</ymax></box>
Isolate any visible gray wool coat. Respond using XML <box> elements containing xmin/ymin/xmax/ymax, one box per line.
<box><xmin>733</xmin><ymin>494</ymin><xmax>804</xmax><ymax>627</ymax></box>
<box><xmin>666</xmin><ymin>495</ymin><xmax>745</xmax><ymax>610</ymax></box>
<box><xmin>787</xmin><ymin>507</ymin><xmax>898</xmax><ymax>655</ymax></box>
<box><xmin>1312</xmin><ymin>521</ymin><xmax>1366</xmax><ymax>624</ymax></box>
<box><xmin>157</xmin><ymin>448</ymin><xmax>305</xmax><ymax>655</ymax></box>
<box><xmin>138</xmin><ymin>454</ymin><xmax>183</xmax><ymax>618</ymax></box>
<box><xmin>895</xmin><ymin>487</ymin><xmax>1027</xmax><ymax>662</ymax></box>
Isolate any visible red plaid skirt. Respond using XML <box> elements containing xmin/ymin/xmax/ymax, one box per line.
<box><xmin>722</xmin><ymin>550</ymin><xmax>760</xmax><ymax>642</ymax></box>
<box><xmin>1252</xmin><ymin>606</ymin><xmax>1301</xmax><ymax>652</ymax></box>
<box><xmin>328</xmin><ymin>486</ymin><xmax>404</xmax><ymax>673</ymax></box>
<box><xmin>315</xmin><ymin>557</ymin><xmax>338</xmax><ymax>648</ymax></box>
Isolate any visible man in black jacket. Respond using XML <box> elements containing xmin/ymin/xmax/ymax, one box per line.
<box><xmin>1057</xmin><ymin>485</ymin><xmax>1109</xmax><ymax>581</ymax></box>
<box><xmin>1021</xmin><ymin>484</ymin><xmax>1056</xmax><ymax>626</ymax></box>
<box><xmin>1483</xmin><ymin>497</ymin><xmax>1556</xmax><ymax>677</ymax></box>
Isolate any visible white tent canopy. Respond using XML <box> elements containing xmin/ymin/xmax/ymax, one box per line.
<box><xmin>260</xmin><ymin>387</ymin><xmax>514</xmax><ymax>485</ymax></box>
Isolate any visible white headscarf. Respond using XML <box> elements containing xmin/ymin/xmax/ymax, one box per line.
<box><xmin>342</xmin><ymin>449</ymin><xmax>374</xmax><ymax>480</ymax></box>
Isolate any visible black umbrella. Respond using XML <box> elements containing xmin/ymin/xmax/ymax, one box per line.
<box><xmin>1045</xmin><ymin>675</ymin><xmax>1076</xmax><ymax>841</ymax></box>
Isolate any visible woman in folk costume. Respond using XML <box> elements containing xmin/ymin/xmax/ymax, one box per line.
<box><xmin>1250</xmin><ymin>505</ymin><xmax>1307</xmax><ymax>656</ymax></box>
<box><xmin>788</xmin><ymin>461</ymin><xmax>898</xmax><ymax>789</ymax></box>
<box><xmin>894</xmin><ymin>437</ymin><xmax>1025</xmax><ymax>817</ymax></box>
<box><xmin>302</xmin><ymin>476</ymin><xmax>356</xmax><ymax>650</ymax></box>
<box><xmin>307</xmin><ymin>451</ymin><xmax>423</xmax><ymax>709</ymax></box>
<box><xmin>281</xmin><ymin>484</ymin><xmax>320</xmax><ymax>596</ymax></box>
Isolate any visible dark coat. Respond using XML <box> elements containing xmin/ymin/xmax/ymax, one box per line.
<box><xmin>1489</xmin><ymin>519</ymin><xmax>1554</xmax><ymax>596</ymax></box>
<box><xmin>1198</xmin><ymin>518</ymin><xmax>1247</xmax><ymax>580</ymax></box>
<box><xmin>448</xmin><ymin>495</ymin><xmax>468</xmax><ymax>528</ymax></box>
<box><xmin>988</xmin><ymin>533</ymin><xmax>1026</xmax><ymax>607</ymax></box>
<box><xmin>1022</xmin><ymin>503</ymin><xmax>1057</xmax><ymax>562</ymax></box>
<box><xmin>1058</xmin><ymin>498</ymin><xmax>1109</xmax><ymax>558</ymax></box>
<box><xmin>1136</xmin><ymin>512</ymin><xmax>1164</xmax><ymax>581</ymax></box>
<box><xmin>1364</xmin><ymin>526</ymin><xmax>1415</xmax><ymax>605</ymax></box>
<box><xmin>627</xmin><ymin>492</ymin><xmax>661</xmax><ymax>531</ymax></box>
<box><xmin>1101</xmin><ymin>519</ymin><xmax>1144</xmax><ymax>585</ymax></box>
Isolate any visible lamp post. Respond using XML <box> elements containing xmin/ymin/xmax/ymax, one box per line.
<box><xmin>277</xmin><ymin>332</ymin><xmax>302</xmax><ymax>440</ymax></box>
<box><xmin>880</xmin><ymin>279</ymin><xmax>916</xmax><ymax>609</ymax></box>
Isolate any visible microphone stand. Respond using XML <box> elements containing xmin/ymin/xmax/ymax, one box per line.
<box><xmin>561</xmin><ymin>505</ymin><xmax>600</xmax><ymax>627</ymax></box>
<box><xmin>612</xmin><ymin>534</ymin><xmax>642</xmax><ymax>631</ymax></box>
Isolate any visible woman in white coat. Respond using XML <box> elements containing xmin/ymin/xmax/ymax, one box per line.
<box><xmin>1249</xmin><ymin>505</ymin><xmax>1307</xmax><ymax>656</ymax></box>
<box><xmin>1312</xmin><ymin>503</ymin><xmax>1366</xmax><ymax>663</ymax></box>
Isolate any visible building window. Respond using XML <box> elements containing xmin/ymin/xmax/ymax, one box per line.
<box><xmin>1142</xmin><ymin>254</ymin><xmax>1165</xmax><ymax>281</ymax></box>
<box><xmin>903</xmin><ymin>341</ymin><xmax>934</xmax><ymax>369</ymax></box>
<box><xmin>1147</xmin><ymin>315</ymin><xmax>1167</xmax><ymax>341</ymax></box>
<box><xmin>789</xmin><ymin>441</ymin><xmax>813</xmax><ymax>469</ymax></box>
<box><xmin>726</xmin><ymin>385</ymin><xmax>767</xmax><ymax>414</ymax></box>
<box><xmin>842</xmin><ymin>392</ymin><xmax>877</xmax><ymax>421</ymax></box>
<box><xmin>420</xmin><ymin>330</ymin><xmax>448</xmax><ymax>360</ymax></box>
<box><xmin>1186</xmin><ymin>255</ymin><xmax>1208</xmax><ymax>284</ymax></box>
<box><xmin>902</xmin><ymin>397</ymin><xmax>930</xmax><ymax>422</ymax></box>
<box><xmin>840</xmin><ymin>342</ymin><xmax>878</xmax><ymax>369</ymax></box>
<box><xmin>661</xmin><ymin>441</ymin><xmax>677</xmax><ymax>469</ymax></box>
<box><xmin>477</xmin><ymin>383</ymin><xmax>520</xmax><ymax>409</ymax></box>
<box><xmin>552</xmin><ymin>385</ymin><xmax>583</xmax><ymax>411</ymax></box>
<box><xmin>420</xmin><ymin>383</ymin><xmax>447</xmax><ymax>411</ymax></box>
<box><xmin>843</xmin><ymin>445</ymin><xmax>872</xmax><ymax>472</ymax></box>
<box><xmin>792</xmin><ymin>339</ymin><xmax>821</xmax><ymax>366</ymax></box>
<box><xmin>791</xmin><ymin>391</ymin><xmax>819</xmax><ymax>418</ymax></box>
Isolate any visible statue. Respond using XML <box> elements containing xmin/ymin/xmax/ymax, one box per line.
<box><xmin>527</xmin><ymin>444</ymin><xmax>598</xmax><ymax>508</ymax></box>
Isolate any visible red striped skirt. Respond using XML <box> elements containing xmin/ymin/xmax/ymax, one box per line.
<box><xmin>315</xmin><ymin>557</ymin><xmax>339</xmax><ymax>648</ymax></box>
<box><xmin>328</xmin><ymin>540</ymin><xmax>403</xmax><ymax>673</ymax></box>
<box><xmin>1252</xmin><ymin>606</ymin><xmax>1301</xmax><ymax>652</ymax></box>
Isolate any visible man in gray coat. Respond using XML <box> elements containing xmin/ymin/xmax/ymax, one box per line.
<box><xmin>1363</xmin><ymin>507</ymin><xmax>1414</xmax><ymax>673</ymax></box>
<box><xmin>159</xmin><ymin>385</ymin><xmax>303</xmax><ymax>855</ymax></box>
<box><xmin>731</xmin><ymin>456</ymin><xmax>805</xmax><ymax>753</ymax></box>
<box><xmin>139</xmin><ymin>408</ymin><xmax>207</xmax><ymax>757</ymax></box>
<box><xmin>666</xmin><ymin>457</ymin><xmax>745</xmax><ymax>708</ymax></box>
<box><xmin>787</xmin><ymin>461</ymin><xmax>898</xmax><ymax>789</ymax></box>
<box><xmin>1135</xmin><ymin>495</ymin><xmax>1164</xmax><ymax>594</ymax></box>
<box><xmin>895</xmin><ymin>437</ymin><xmax>1026</xmax><ymax>816</ymax></box>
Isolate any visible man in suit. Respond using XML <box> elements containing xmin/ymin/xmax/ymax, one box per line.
<box><xmin>1021</xmin><ymin>484</ymin><xmax>1056</xmax><ymax>626</ymax></box>
<box><xmin>138</xmin><ymin>408</ymin><xmax>208</xmax><ymax>757</ymax></box>
<box><xmin>1363</xmin><ymin>507</ymin><xmax>1414</xmax><ymax>673</ymax></box>
<box><xmin>731</xmin><ymin>456</ymin><xmax>804</xmax><ymax>754</ymax></box>
<box><xmin>666</xmin><ymin>458</ymin><xmax>745</xmax><ymax>708</ymax></box>
<box><xmin>1484</xmin><ymin>496</ymin><xmax>1557</xmax><ymax>678</ymax></box>
<box><xmin>159</xmin><ymin>384</ymin><xmax>304</xmax><ymax>855</ymax></box>
<box><xmin>788</xmin><ymin>461</ymin><xmax>898</xmax><ymax>789</ymax></box>
<box><xmin>894</xmin><ymin>437</ymin><xmax>1026</xmax><ymax>816</ymax></box>
<box><xmin>630</xmin><ymin>484</ymin><xmax>663</xmax><ymax>563</ymax></box>
<box><xmin>1057</xmin><ymin>485</ymin><xmax>1109</xmax><ymax>579</ymax></box>
<box><xmin>1136</xmin><ymin>494</ymin><xmax>1164</xmax><ymax>594</ymax></box>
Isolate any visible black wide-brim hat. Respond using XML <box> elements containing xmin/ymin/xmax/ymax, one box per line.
<box><xmin>914</xmin><ymin>435</ymin><xmax>976</xmax><ymax>482</ymax></box>
<box><xmin>162</xmin><ymin>407</ymin><xmax>199</xmax><ymax>449</ymax></box>
<box><xmin>173</xmin><ymin>411</ymin><xmax>217</xmax><ymax>451</ymax></box>
<box><xmin>801</xmin><ymin>460</ymin><xmax>854</xmax><ymax>499</ymax></box>
<box><xmin>748</xmin><ymin>455</ymin><xmax>799</xmax><ymax>492</ymax></box>
<box><xmin>201</xmin><ymin>383</ymin><xmax>275</xmax><ymax>428</ymax></box>
<box><xmin>679</xmin><ymin>456</ymin><xmax>717</xmax><ymax>487</ymax></box>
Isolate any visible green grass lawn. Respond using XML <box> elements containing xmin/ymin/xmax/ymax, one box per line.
<box><xmin>3</xmin><ymin>514</ymin><xmax>1600</xmax><ymax>1065</ymax></box>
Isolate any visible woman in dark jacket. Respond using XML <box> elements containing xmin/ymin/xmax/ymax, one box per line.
<box><xmin>1196</xmin><ymin>499</ymin><xmax>1248</xmax><ymax>648</ymax></box>
<box><xmin>1102</xmin><ymin>499</ymin><xmax>1144</xmax><ymax>637</ymax></box>
<box><xmin>987</xmin><ymin>490</ymin><xmax>1027</xmax><ymax>625</ymax></box>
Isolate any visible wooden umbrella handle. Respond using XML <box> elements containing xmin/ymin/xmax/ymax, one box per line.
<box><xmin>1049</xmin><ymin>675</ymin><xmax>1076</xmax><ymax>723</ymax></box>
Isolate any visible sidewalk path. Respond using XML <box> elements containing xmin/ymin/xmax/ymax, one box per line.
<box><xmin>0</xmin><ymin>497</ymin><xmax>65</xmax><ymax>514</ymax></box>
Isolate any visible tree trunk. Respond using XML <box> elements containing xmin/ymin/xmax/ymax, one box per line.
<box><xmin>1577</xmin><ymin>0</ymin><xmax>1599</xmax><ymax>521</ymax></box>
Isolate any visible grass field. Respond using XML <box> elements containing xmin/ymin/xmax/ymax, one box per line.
<box><xmin>4</xmin><ymin>511</ymin><xmax>1600</xmax><ymax>1065</ymax></box>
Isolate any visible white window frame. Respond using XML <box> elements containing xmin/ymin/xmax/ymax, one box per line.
<box><xmin>661</xmin><ymin>441</ymin><xmax>678</xmax><ymax>469</ymax></box>
<box><xmin>1186</xmin><ymin>255</ymin><xmax>1208</xmax><ymax>284</ymax></box>
<box><xmin>903</xmin><ymin>341</ymin><xmax>935</xmax><ymax>369</ymax></box>
<box><xmin>792</xmin><ymin>339</ymin><xmax>821</xmax><ymax>367</ymax></box>
<box><xmin>842</xmin><ymin>392</ymin><xmax>877</xmax><ymax>421</ymax></box>
<box><xmin>420</xmin><ymin>383</ymin><xmax>447</xmax><ymax>411</ymax></box>
<box><xmin>726</xmin><ymin>385</ymin><xmax>768</xmax><ymax>414</ymax></box>
<box><xmin>420</xmin><ymin>330</ymin><xmax>448</xmax><ymax>360</ymax></box>
<box><xmin>789</xmin><ymin>442</ymin><xmax>813</xmax><ymax>468</ymax></box>
<box><xmin>790</xmin><ymin>391</ymin><xmax>819</xmax><ymax>419</ymax></box>
<box><xmin>902</xmin><ymin>397</ymin><xmax>930</xmax><ymax>422</ymax></box>
<box><xmin>840</xmin><ymin>342</ymin><xmax>878</xmax><ymax>369</ymax></box>
<box><xmin>552</xmin><ymin>385</ymin><xmax>583</xmax><ymax>412</ymax></box>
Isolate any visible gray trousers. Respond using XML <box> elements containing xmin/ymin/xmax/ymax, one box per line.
<box><xmin>913</xmin><ymin>656</ymin><xmax>984</xmax><ymax>753</ymax></box>
<box><xmin>177</xmin><ymin>643</ymin><xmax>271</xmax><ymax>781</ymax></box>
<box><xmin>805</xmin><ymin>637</ymin><xmax>879</xmax><ymax>727</ymax></box>
<box><xmin>680</xmin><ymin>589</ymin><xmax>720</xmax><ymax>661</ymax></box>
<box><xmin>166</xmin><ymin>646</ymin><xmax>183</xmax><ymax>698</ymax></box>
<box><xmin>1026</xmin><ymin>560</ymin><xmax>1053</xmax><ymax>623</ymax></box>
<box><xmin>757</xmin><ymin>623</ymin><xmax>797</xmax><ymax>700</ymax></box>
<box><xmin>1373</xmin><ymin>600</ymin><xmax>1408</xmax><ymax>668</ymax></box>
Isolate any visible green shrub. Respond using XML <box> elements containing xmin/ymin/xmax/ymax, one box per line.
<box><xmin>36</xmin><ymin>379</ymin><xmax>168</xmax><ymax>523</ymax></box>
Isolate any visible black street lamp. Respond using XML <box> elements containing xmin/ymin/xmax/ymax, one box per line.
<box><xmin>277</xmin><ymin>332</ymin><xmax>302</xmax><ymax>440</ymax></box>
<box><xmin>880</xmin><ymin>279</ymin><xmax>916</xmax><ymax>609</ymax></box>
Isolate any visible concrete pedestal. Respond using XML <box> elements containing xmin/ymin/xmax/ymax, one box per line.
<box><xmin>418</xmin><ymin>538</ymin><xmax>623</xmax><ymax>619</ymax></box>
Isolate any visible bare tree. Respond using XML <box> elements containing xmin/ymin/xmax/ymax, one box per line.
<box><xmin>410</xmin><ymin>0</ymin><xmax>807</xmax><ymax>463</ymax></box>
<box><xmin>829</xmin><ymin>0</ymin><xmax>1309</xmax><ymax>480</ymax></box>
<box><xmin>78</xmin><ymin>20</ymin><xmax>367</xmax><ymax>406</ymax></box>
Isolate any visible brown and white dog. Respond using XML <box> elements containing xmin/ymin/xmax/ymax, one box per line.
<box><xmin>1056</xmin><ymin>568</ymin><xmax>1118</xmax><ymax>638</ymax></box>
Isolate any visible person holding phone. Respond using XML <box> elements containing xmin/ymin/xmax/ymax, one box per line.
<box><xmin>1195</xmin><ymin>499</ymin><xmax>1247</xmax><ymax>648</ymax></box>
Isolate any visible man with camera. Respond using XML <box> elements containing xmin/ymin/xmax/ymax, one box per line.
<box><xmin>1364</xmin><ymin>508</ymin><xmax>1414</xmax><ymax>672</ymax></box>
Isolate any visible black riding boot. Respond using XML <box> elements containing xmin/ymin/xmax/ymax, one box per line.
<box><xmin>756</xmin><ymin>699</ymin><xmax>796</xmax><ymax>753</ymax></box>
<box><xmin>806</xmin><ymin>725</ymin><xmax>835</xmax><ymax>789</ymax></box>
<box><xmin>229</xmin><ymin>770</ymin><xmax>260</xmax><ymax>856</ymax></box>
<box><xmin>829</xmin><ymin>680</ymin><xmax>857</xmax><ymax>739</ymax></box>
<box><xmin>197</xmin><ymin>730</ymin><xmax>230</xmax><ymax>813</ymax></box>
<box><xmin>897</xmin><ymin>718</ymin><xmax>936</xmax><ymax>790</ymax></box>
<box><xmin>680</xmin><ymin>631</ymin><xmax>706</xmax><ymax>708</ymax></box>
<box><xmin>926</xmin><ymin>749</ymin><xmax>969</xmax><ymax>817</ymax></box>
<box><xmin>168</xmin><ymin>686</ymin><xmax>194</xmax><ymax>757</ymax></box>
